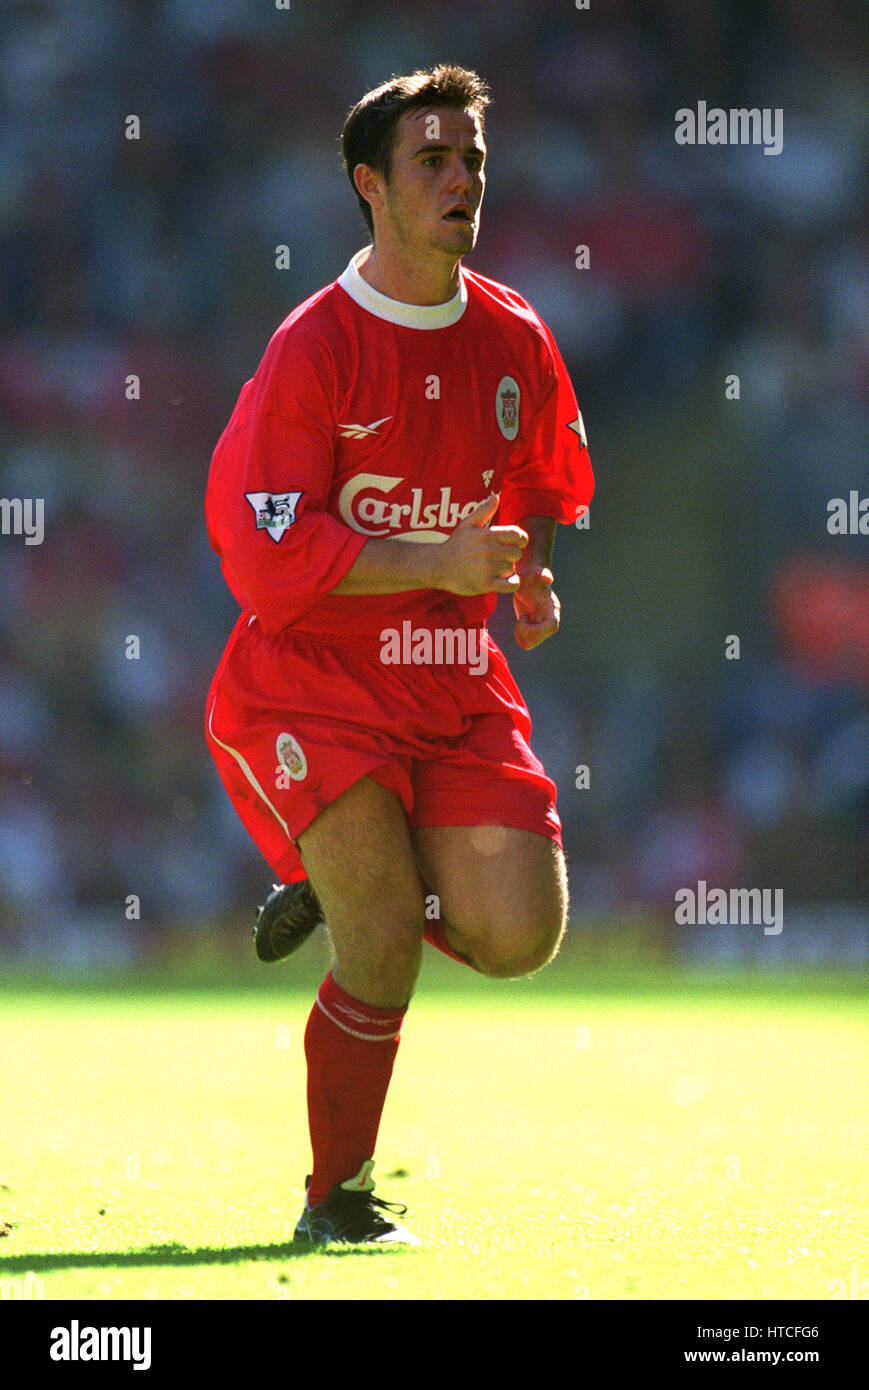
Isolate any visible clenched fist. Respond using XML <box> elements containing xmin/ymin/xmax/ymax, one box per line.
<box><xmin>513</xmin><ymin>563</ymin><xmax>561</xmax><ymax>649</ymax></box>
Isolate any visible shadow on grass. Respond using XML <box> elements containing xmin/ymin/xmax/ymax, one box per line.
<box><xmin>0</xmin><ymin>1240</ymin><xmax>406</xmax><ymax>1272</ymax></box>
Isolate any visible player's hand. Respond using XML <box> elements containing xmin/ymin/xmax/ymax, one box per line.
<box><xmin>434</xmin><ymin>494</ymin><xmax>528</xmax><ymax>596</ymax></box>
<box><xmin>513</xmin><ymin>564</ymin><xmax>561</xmax><ymax>649</ymax></box>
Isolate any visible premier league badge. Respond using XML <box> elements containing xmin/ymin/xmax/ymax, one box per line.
<box><xmin>244</xmin><ymin>490</ymin><xmax>303</xmax><ymax>543</ymax></box>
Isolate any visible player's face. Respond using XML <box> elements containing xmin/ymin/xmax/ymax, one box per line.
<box><xmin>379</xmin><ymin>106</ymin><xmax>486</xmax><ymax>260</ymax></box>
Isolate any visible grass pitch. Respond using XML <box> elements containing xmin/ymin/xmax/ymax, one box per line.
<box><xmin>1</xmin><ymin>943</ymin><xmax>865</xmax><ymax>1301</ymax></box>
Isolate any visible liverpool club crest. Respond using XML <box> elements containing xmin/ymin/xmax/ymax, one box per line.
<box><xmin>496</xmin><ymin>375</ymin><xmax>520</xmax><ymax>440</ymax></box>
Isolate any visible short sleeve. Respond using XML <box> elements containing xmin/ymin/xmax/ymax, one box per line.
<box><xmin>498</xmin><ymin>326</ymin><xmax>594</xmax><ymax>528</ymax></box>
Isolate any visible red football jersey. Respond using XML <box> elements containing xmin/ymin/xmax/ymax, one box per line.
<box><xmin>206</xmin><ymin>249</ymin><xmax>594</xmax><ymax>638</ymax></box>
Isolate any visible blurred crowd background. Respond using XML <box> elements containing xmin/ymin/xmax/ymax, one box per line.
<box><xmin>0</xmin><ymin>0</ymin><xmax>866</xmax><ymax>969</ymax></box>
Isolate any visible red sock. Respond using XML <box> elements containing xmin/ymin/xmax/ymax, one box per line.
<box><xmin>304</xmin><ymin>972</ymin><xmax>406</xmax><ymax>1207</ymax></box>
<box><xmin>422</xmin><ymin>918</ymin><xmax>472</xmax><ymax>965</ymax></box>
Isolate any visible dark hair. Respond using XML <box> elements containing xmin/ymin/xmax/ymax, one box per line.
<box><xmin>341</xmin><ymin>64</ymin><xmax>491</xmax><ymax>236</ymax></box>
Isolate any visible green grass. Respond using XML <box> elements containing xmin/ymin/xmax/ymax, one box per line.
<box><xmin>1</xmin><ymin>943</ymin><xmax>866</xmax><ymax>1301</ymax></box>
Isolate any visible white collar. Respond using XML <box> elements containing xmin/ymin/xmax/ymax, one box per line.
<box><xmin>337</xmin><ymin>247</ymin><xmax>467</xmax><ymax>329</ymax></box>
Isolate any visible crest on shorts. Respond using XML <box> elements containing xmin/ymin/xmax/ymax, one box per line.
<box><xmin>496</xmin><ymin>376</ymin><xmax>520</xmax><ymax>440</ymax></box>
<box><xmin>245</xmin><ymin>490</ymin><xmax>303</xmax><ymax>543</ymax></box>
<box><xmin>276</xmin><ymin>732</ymin><xmax>307</xmax><ymax>781</ymax></box>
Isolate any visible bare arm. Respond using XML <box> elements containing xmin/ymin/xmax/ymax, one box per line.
<box><xmin>332</xmin><ymin>494</ymin><xmax>528</xmax><ymax>597</ymax></box>
<box><xmin>330</xmin><ymin>534</ymin><xmax>441</xmax><ymax>595</ymax></box>
<box><xmin>517</xmin><ymin>515</ymin><xmax>556</xmax><ymax>573</ymax></box>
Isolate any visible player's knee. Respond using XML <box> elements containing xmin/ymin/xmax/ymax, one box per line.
<box><xmin>471</xmin><ymin>906</ymin><xmax>566</xmax><ymax>979</ymax></box>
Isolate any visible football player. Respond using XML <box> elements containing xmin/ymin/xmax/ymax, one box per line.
<box><xmin>205</xmin><ymin>65</ymin><xmax>593</xmax><ymax>1245</ymax></box>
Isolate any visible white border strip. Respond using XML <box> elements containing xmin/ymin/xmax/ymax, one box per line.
<box><xmin>316</xmin><ymin>995</ymin><xmax>401</xmax><ymax>1042</ymax></box>
<box><xmin>207</xmin><ymin>695</ymin><xmax>291</xmax><ymax>840</ymax></box>
<box><xmin>338</xmin><ymin>247</ymin><xmax>467</xmax><ymax>329</ymax></box>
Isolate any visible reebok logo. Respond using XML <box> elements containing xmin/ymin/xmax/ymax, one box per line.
<box><xmin>334</xmin><ymin>999</ymin><xmax>376</xmax><ymax>1025</ymax></box>
<box><xmin>338</xmin><ymin>416</ymin><xmax>392</xmax><ymax>440</ymax></box>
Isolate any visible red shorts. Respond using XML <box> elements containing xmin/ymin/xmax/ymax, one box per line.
<box><xmin>205</xmin><ymin>607</ymin><xmax>561</xmax><ymax>883</ymax></box>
